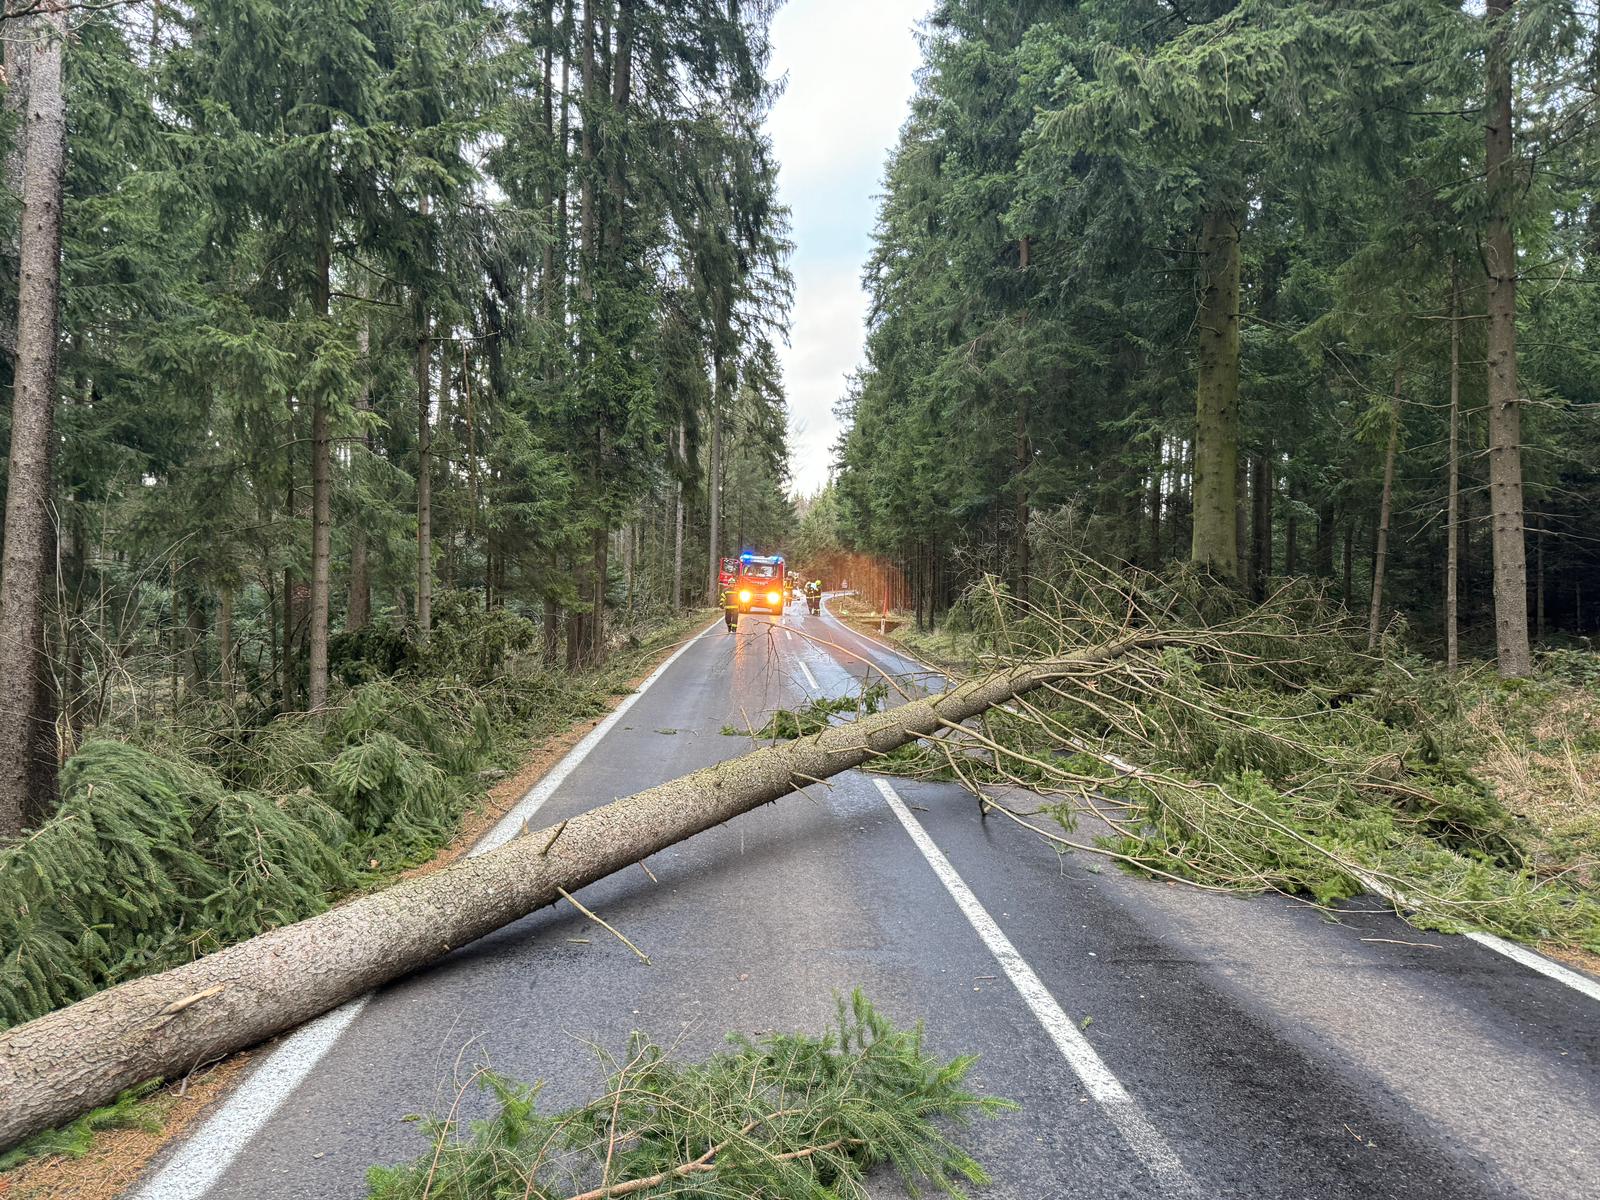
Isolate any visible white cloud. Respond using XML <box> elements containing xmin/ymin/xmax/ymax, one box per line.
<box><xmin>768</xmin><ymin>0</ymin><xmax>928</xmax><ymax>496</ymax></box>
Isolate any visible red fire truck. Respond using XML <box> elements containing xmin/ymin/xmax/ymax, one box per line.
<box><xmin>731</xmin><ymin>552</ymin><xmax>787</xmax><ymax>614</ymax></box>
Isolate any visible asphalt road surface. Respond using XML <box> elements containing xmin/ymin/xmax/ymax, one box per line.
<box><xmin>134</xmin><ymin>598</ymin><xmax>1600</xmax><ymax>1200</ymax></box>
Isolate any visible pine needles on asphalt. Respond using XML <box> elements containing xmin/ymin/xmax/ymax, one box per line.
<box><xmin>364</xmin><ymin>991</ymin><xmax>1010</xmax><ymax>1200</ymax></box>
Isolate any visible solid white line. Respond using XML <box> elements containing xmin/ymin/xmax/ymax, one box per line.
<box><xmin>132</xmin><ymin>1001</ymin><xmax>370</xmax><ymax>1200</ymax></box>
<box><xmin>135</xmin><ymin>619</ymin><xmax>720</xmax><ymax>1200</ymax></box>
<box><xmin>872</xmin><ymin>778</ymin><xmax>1195</xmax><ymax>1193</ymax></box>
<box><xmin>1349</xmin><ymin>870</ymin><xmax>1600</xmax><ymax>1007</ymax></box>
<box><xmin>474</xmin><ymin>620</ymin><xmax>717</xmax><ymax>855</ymax></box>
<box><xmin>1464</xmin><ymin>932</ymin><xmax>1600</xmax><ymax>1005</ymax></box>
<box><xmin>818</xmin><ymin>594</ymin><xmax>941</xmax><ymax>683</ymax></box>
<box><xmin>795</xmin><ymin>658</ymin><xmax>819</xmax><ymax>691</ymax></box>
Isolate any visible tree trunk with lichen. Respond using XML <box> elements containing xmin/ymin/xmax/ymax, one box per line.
<box><xmin>0</xmin><ymin>632</ymin><xmax>1162</xmax><ymax>1150</ymax></box>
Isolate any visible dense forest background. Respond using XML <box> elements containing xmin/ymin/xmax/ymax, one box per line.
<box><xmin>0</xmin><ymin>0</ymin><xmax>797</xmax><ymax>838</ymax></box>
<box><xmin>807</xmin><ymin>0</ymin><xmax>1600</xmax><ymax>674</ymax></box>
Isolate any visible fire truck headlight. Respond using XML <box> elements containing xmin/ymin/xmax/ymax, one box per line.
<box><xmin>739</xmin><ymin>590</ymin><xmax>752</xmax><ymax>604</ymax></box>
<box><xmin>767</xmin><ymin>591</ymin><xmax>781</xmax><ymax>606</ymax></box>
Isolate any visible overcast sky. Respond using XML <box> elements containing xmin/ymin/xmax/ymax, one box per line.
<box><xmin>767</xmin><ymin>0</ymin><xmax>929</xmax><ymax>499</ymax></box>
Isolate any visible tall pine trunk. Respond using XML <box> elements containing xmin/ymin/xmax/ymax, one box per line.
<box><xmin>307</xmin><ymin>243</ymin><xmax>333</xmax><ymax>712</ymax></box>
<box><xmin>0</xmin><ymin>10</ymin><xmax>67</xmax><ymax>836</ymax></box>
<box><xmin>672</xmin><ymin>420</ymin><xmax>685</xmax><ymax>610</ymax></box>
<box><xmin>1190</xmin><ymin>202</ymin><xmax>1241</xmax><ymax>578</ymax></box>
<box><xmin>1447</xmin><ymin>266</ymin><xmax>1461</xmax><ymax>672</ymax></box>
<box><xmin>1250</xmin><ymin>452</ymin><xmax>1272</xmax><ymax>597</ymax></box>
<box><xmin>1368</xmin><ymin>368</ymin><xmax>1402</xmax><ymax>652</ymax></box>
<box><xmin>218</xmin><ymin>586</ymin><xmax>234</xmax><ymax>695</ymax></box>
<box><xmin>706</xmin><ymin>340</ymin><xmax>726</xmax><ymax>604</ymax></box>
<box><xmin>0</xmin><ymin>14</ymin><xmax>33</xmax><ymax>365</ymax></box>
<box><xmin>1483</xmin><ymin>0</ymin><xmax>1531</xmax><ymax>677</ymax></box>
<box><xmin>1147</xmin><ymin>439</ymin><xmax>1162</xmax><ymax>566</ymax></box>
<box><xmin>347</xmin><ymin>318</ymin><xmax>372</xmax><ymax>631</ymax></box>
<box><xmin>415</xmin><ymin>200</ymin><xmax>433</xmax><ymax>646</ymax></box>
<box><xmin>1013</xmin><ymin>392</ymin><xmax>1030</xmax><ymax>600</ymax></box>
<box><xmin>1314</xmin><ymin>501</ymin><xmax>1335</xmax><ymax>578</ymax></box>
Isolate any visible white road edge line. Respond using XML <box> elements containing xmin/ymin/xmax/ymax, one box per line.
<box><xmin>1464</xmin><ymin>932</ymin><xmax>1600</xmax><ymax>1004</ymax></box>
<box><xmin>872</xmin><ymin>777</ymin><xmax>1196</xmax><ymax>1194</ymax></box>
<box><xmin>134</xmin><ymin>620</ymin><xmax>720</xmax><ymax>1200</ymax></box>
<box><xmin>819</xmin><ymin>592</ymin><xmax>934</xmax><ymax>677</ymax></box>
<box><xmin>1095</xmin><ymin>745</ymin><xmax>1600</xmax><ymax>1007</ymax></box>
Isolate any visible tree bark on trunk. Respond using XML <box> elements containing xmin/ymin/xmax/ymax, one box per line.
<box><xmin>1535</xmin><ymin>515</ymin><xmax>1545</xmax><ymax>642</ymax></box>
<box><xmin>1368</xmin><ymin>368</ymin><xmax>1403</xmax><ymax>651</ymax></box>
<box><xmin>218</xmin><ymin>586</ymin><xmax>234</xmax><ymax>695</ymax></box>
<box><xmin>1235</xmin><ymin>454</ymin><xmax>1249</xmax><ymax>584</ymax></box>
<box><xmin>0</xmin><ymin>630</ymin><xmax>1165</xmax><ymax>1149</ymax></box>
<box><xmin>1013</xmin><ymin>392</ymin><xmax>1030</xmax><ymax>601</ymax></box>
<box><xmin>1483</xmin><ymin>0</ymin><xmax>1531</xmax><ymax>677</ymax></box>
<box><xmin>1190</xmin><ymin>203</ymin><xmax>1241</xmax><ymax>578</ymax></box>
<box><xmin>1147</xmin><ymin>439</ymin><xmax>1162</xmax><ymax>567</ymax></box>
<box><xmin>415</xmin><ymin>210</ymin><xmax>433</xmax><ymax>646</ymax></box>
<box><xmin>184</xmin><ymin>592</ymin><xmax>206</xmax><ymax>695</ymax></box>
<box><xmin>1342</xmin><ymin>518</ymin><xmax>1354</xmax><ymax>604</ymax></box>
<box><xmin>347</xmin><ymin>318</ymin><xmax>372</xmax><ymax>631</ymax></box>
<box><xmin>705</xmin><ymin>341</ymin><xmax>727</xmax><ymax>604</ymax></box>
<box><xmin>0</xmin><ymin>10</ymin><xmax>67</xmax><ymax>837</ymax></box>
<box><xmin>1250</xmin><ymin>452</ymin><xmax>1271</xmax><ymax>597</ymax></box>
<box><xmin>543</xmin><ymin>589</ymin><xmax>561</xmax><ymax>665</ymax></box>
<box><xmin>1447</xmin><ymin>266</ymin><xmax>1462</xmax><ymax>672</ymax></box>
<box><xmin>540</xmin><ymin>0</ymin><xmax>557</xmax><ymax>323</ymax></box>
<box><xmin>307</xmin><ymin>243</ymin><xmax>333</xmax><ymax>712</ymax></box>
<box><xmin>672</xmin><ymin>421</ymin><xmax>685</xmax><ymax>611</ymax></box>
<box><xmin>0</xmin><ymin>13</ymin><xmax>33</xmax><ymax>365</ymax></box>
<box><xmin>1284</xmin><ymin>476</ymin><xmax>1299</xmax><ymax>577</ymax></box>
<box><xmin>464</xmin><ymin>346</ymin><xmax>478</xmax><ymax>550</ymax></box>
<box><xmin>1314</xmin><ymin>502</ymin><xmax>1334</xmax><ymax>578</ymax></box>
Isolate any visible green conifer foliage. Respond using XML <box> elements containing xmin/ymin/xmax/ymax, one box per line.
<box><xmin>364</xmin><ymin>991</ymin><xmax>1009</xmax><ymax>1199</ymax></box>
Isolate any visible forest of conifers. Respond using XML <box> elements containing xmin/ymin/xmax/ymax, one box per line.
<box><xmin>1</xmin><ymin>3</ymin><xmax>1597</xmax><ymax>847</ymax></box>
<box><xmin>806</xmin><ymin>0</ymin><xmax>1600</xmax><ymax>679</ymax></box>
<box><xmin>3</xmin><ymin>0</ymin><xmax>1600</xmax><ymax>1175</ymax></box>
<box><xmin>0</xmin><ymin>0</ymin><xmax>796</xmax><ymax>839</ymax></box>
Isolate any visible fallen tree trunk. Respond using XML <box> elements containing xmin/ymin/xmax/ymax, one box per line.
<box><xmin>0</xmin><ymin>633</ymin><xmax>1159</xmax><ymax>1151</ymax></box>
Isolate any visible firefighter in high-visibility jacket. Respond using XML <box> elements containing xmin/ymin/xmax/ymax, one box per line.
<box><xmin>804</xmin><ymin>579</ymin><xmax>822</xmax><ymax>615</ymax></box>
<box><xmin>720</xmin><ymin>586</ymin><xmax>740</xmax><ymax>632</ymax></box>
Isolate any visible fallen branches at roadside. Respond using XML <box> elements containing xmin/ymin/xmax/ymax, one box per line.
<box><xmin>364</xmin><ymin>991</ymin><xmax>1008</xmax><ymax>1200</ymax></box>
<box><xmin>880</xmin><ymin>566</ymin><xmax>1600</xmax><ymax>953</ymax></box>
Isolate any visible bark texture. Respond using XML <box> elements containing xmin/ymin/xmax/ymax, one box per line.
<box><xmin>1367</xmin><ymin>369</ymin><xmax>1402</xmax><ymax>651</ymax></box>
<box><xmin>1191</xmin><ymin>203</ymin><xmax>1241</xmax><ymax>577</ymax></box>
<box><xmin>673</xmin><ymin>420</ymin><xmax>686</xmax><ymax>610</ymax></box>
<box><xmin>348</xmin><ymin>318</ymin><xmax>372</xmax><ymax>632</ymax></box>
<box><xmin>1483</xmin><ymin>0</ymin><xmax>1531</xmax><ymax>677</ymax></box>
<box><xmin>705</xmin><ymin>340</ymin><xmax>726</xmax><ymax>604</ymax></box>
<box><xmin>0</xmin><ymin>10</ymin><xmax>67</xmax><ymax>837</ymax></box>
<box><xmin>0</xmin><ymin>633</ymin><xmax>1160</xmax><ymax>1149</ymax></box>
<box><xmin>1447</xmin><ymin>268</ymin><xmax>1461</xmax><ymax>672</ymax></box>
<box><xmin>415</xmin><ymin>264</ymin><xmax>433</xmax><ymax>644</ymax></box>
<box><xmin>307</xmin><ymin>247</ymin><xmax>333</xmax><ymax>711</ymax></box>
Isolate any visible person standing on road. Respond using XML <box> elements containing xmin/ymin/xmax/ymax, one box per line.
<box><xmin>721</xmin><ymin>586</ymin><xmax>739</xmax><ymax>632</ymax></box>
